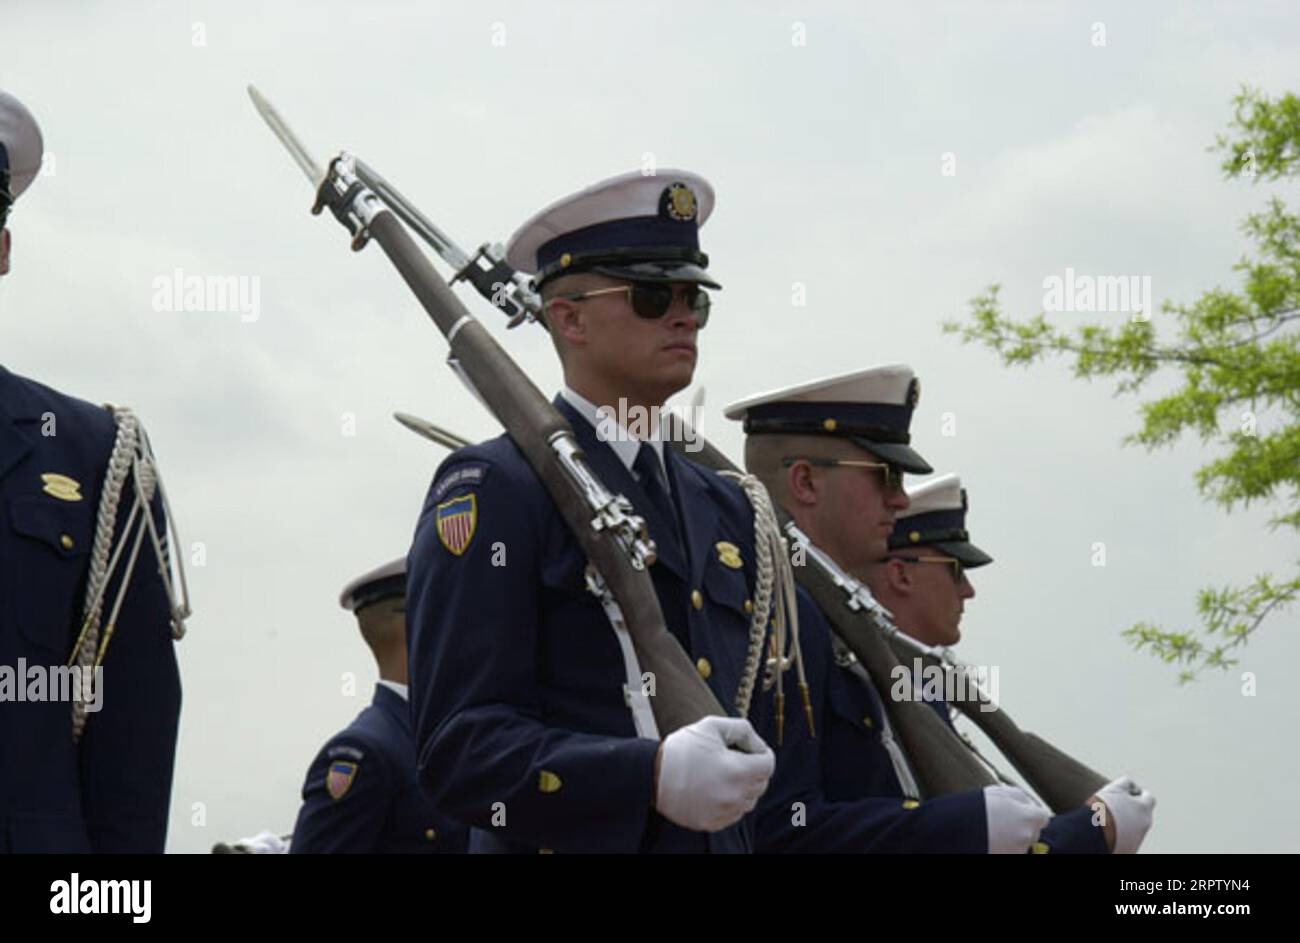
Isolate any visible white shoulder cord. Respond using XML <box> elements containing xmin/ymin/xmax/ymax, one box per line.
<box><xmin>721</xmin><ymin>471</ymin><xmax>810</xmax><ymax>743</ymax></box>
<box><xmin>69</xmin><ymin>406</ymin><xmax>192</xmax><ymax>741</ymax></box>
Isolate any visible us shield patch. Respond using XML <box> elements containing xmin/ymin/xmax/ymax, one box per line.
<box><xmin>326</xmin><ymin>760</ymin><xmax>358</xmax><ymax>800</ymax></box>
<box><xmin>436</xmin><ymin>493</ymin><xmax>477</xmax><ymax>556</ymax></box>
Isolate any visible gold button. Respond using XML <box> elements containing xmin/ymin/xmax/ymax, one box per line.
<box><xmin>538</xmin><ymin>770</ymin><xmax>562</xmax><ymax>793</ymax></box>
<box><xmin>424</xmin><ymin>828</ymin><xmax>437</xmax><ymax>841</ymax></box>
<box><xmin>60</xmin><ymin>534</ymin><xmax>75</xmax><ymax>550</ymax></box>
<box><xmin>696</xmin><ymin>657</ymin><xmax>712</xmax><ymax>680</ymax></box>
<box><xmin>1031</xmin><ymin>841</ymin><xmax>1051</xmax><ymax>855</ymax></box>
<box><xmin>822</xmin><ymin>418</ymin><xmax>837</xmax><ymax>432</ymax></box>
<box><xmin>909</xmin><ymin>531</ymin><xmax>921</xmax><ymax>543</ymax></box>
<box><xmin>902</xmin><ymin>799</ymin><xmax>921</xmax><ymax>810</ymax></box>
<box><xmin>560</xmin><ymin>252</ymin><xmax>572</xmax><ymax>267</ymax></box>
<box><xmin>691</xmin><ymin>589</ymin><xmax>703</xmax><ymax>610</ymax></box>
<box><xmin>539</xmin><ymin>847</ymin><xmax>554</xmax><ymax>854</ymax></box>
<box><xmin>743</xmin><ymin>599</ymin><xmax>754</xmax><ymax>614</ymax></box>
<box><xmin>861</xmin><ymin>715</ymin><xmax>875</xmax><ymax>730</ymax></box>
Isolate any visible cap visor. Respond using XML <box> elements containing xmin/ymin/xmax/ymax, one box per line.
<box><xmin>848</xmin><ymin>437</ymin><xmax>933</xmax><ymax>475</ymax></box>
<box><xmin>932</xmin><ymin>539</ymin><xmax>994</xmax><ymax>568</ymax></box>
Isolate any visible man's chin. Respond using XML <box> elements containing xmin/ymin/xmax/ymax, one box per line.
<box><xmin>656</xmin><ymin>367</ymin><xmax>696</xmax><ymax>400</ymax></box>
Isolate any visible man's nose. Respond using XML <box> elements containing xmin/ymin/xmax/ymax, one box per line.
<box><xmin>667</xmin><ymin>294</ymin><xmax>700</xmax><ymax>329</ymax></box>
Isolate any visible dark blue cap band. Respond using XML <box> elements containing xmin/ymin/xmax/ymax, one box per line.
<box><xmin>349</xmin><ymin>575</ymin><xmax>406</xmax><ymax>613</ymax></box>
<box><xmin>890</xmin><ymin>506</ymin><xmax>968</xmax><ymax>548</ymax></box>
<box><xmin>536</xmin><ymin>215</ymin><xmax>701</xmax><ymax>272</ymax></box>
<box><xmin>0</xmin><ymin>143</ymin><xmax>12</xmax><ymax>210</ymax></box>
<box><xmin>744</xmin><ymin>400</ymin><xmax>914</xmax><ymax>444</ymax></box>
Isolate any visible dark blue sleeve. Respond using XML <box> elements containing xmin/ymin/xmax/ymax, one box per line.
<box><xmin>1038</xmin><ymin>807</ymin><xmax>1110</xmax><ymax>853</ymax></box>
<box><xmin>753</xmin><ymin>590</ymin><xmax>989</xmax><ymax>853</ymax></box>
<box><xmin>79</xmin><ymin>484</ymin><xmax>182</xmax><ymax>854</ymax></box>
<box><xmin>290</xmin><ymin>734</ymin><xmax>393</xmax><ymax>854</ymax></box>
<box><xmin>406</xmin><ymin>454</ymin><xmax>660</xmax><ymax>853</ymax></box>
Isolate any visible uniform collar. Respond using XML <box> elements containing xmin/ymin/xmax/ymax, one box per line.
<box><xmin>0</xmin><ymin>365</ymin><xmax>37</xmax><ymax>480</ymax></box>
<box><xmin>561</xmin><ymin>385</ymin><xmax>669</xmax><ymax>489</ymax></box>
<box><xmin>554</xmin><ymin>393</ymin><xmax>694</xmax><ymax>580</ymax></box>
<box><xmin>376</xmin><ymin>679</ymin><xmax>409</xmax><ymax>701</ymax></box>
<box><xmin>0</xmin><ymin>364</ymin><xmax>44</xmax><ymax>419</ymax></box>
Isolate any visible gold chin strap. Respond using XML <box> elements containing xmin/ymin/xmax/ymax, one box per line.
<box><xmin>68</xmin><ymin>406</ymin><xmax>191</xmax><ymax>742</ymax></box>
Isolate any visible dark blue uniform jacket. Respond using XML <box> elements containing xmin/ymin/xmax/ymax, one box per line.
<box><xmin>407</xmin><ymin>396</ymin><xmax>763</xmax><ymax>853</ymax></box>
<box><xmin>1</xmin><ymin>365</ymin><xmax>181</xmax><ymax>853</ymax></box>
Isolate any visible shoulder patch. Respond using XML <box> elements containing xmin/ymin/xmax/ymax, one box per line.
<box><xmin>431</xmin><ymin>462</ymin><xmax>490</xmax><ymax>503</ymax></box>
<box><xmin>326</xmin><ymin>760</ymin><xmax>358</xmax><ymax>800</ymax></box>
<box><xmin>436</xmin><ymin>493</ymin><xmax>478</xmax><ymax>556</ymax></box>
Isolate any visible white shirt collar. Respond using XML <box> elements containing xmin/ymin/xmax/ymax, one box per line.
<box><xmin>561</xmin><ymin>386</ymin><xmax>669</xmax><ymax>487</ymax></box>
<box><xmin>377</xmin><ymin>680</ymin><xmax>409</xmax><ymax>701</ymax></box>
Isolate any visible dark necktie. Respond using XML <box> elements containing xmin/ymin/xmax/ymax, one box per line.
<box><xmin>633</xmin><ymin>442</ymin><xmax>683</xmax><ymax>559</ymax></box>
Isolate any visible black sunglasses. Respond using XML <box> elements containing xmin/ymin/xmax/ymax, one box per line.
<box><xmin>555</xmin><ymin>283</ymin><xmax>711</xmax><ymax>326</ymax></box>
<box><xmin>781</xmin><ymin>456</ymin><xmax>906</xmax><ymax>492</ymax></box>
<box><xmin>889</xmin><ymin>555</ymin><xmax>966</xmax><ymax>584</ymax></box>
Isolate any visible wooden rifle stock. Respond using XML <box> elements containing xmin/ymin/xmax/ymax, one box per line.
<box><xmin>889</xmin><ymin>642</ymin><xmax>1108</xmax><ymax>812</ymax></box>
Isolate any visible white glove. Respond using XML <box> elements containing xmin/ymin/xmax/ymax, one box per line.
<box><xmin>984</xmin><ymin>784</ymin><xmax>1051</xmax><ymax>854</ymax></box>
<box><xmin>1096</xmin><ymin>776</ymin><xmax>1156</xmax><ymax>854</ymax></box>
<box><xmin>233</xmin><ymin>830</ymin><xmax>291</xmax><ymax>854</ymax></box>
<box><xmin>654</xmin><ymin>716</ymin><xmax>776</xmax><ymax>833</ymax></box>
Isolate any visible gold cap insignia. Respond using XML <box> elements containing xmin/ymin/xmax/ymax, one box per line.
<box><xmin>538</xmin><ymin>770</ymin><xmax>563</xmax><ymax>794</ymax></box>
<box><xmin>716</xmin><ymin>541</ymin><xmax>743</xmax><ymax>569</ymax></box>
<box><xmin>663</xmin><ymin>182</ymin><xmax>698</xmax><ymax>222</ymax></box>
<box><xmin>41</xmin><ymin>473</ymin><xmax>83</xmax><ymax>502</ymax></box>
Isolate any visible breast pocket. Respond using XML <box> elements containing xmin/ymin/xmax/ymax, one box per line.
<box><xmin>828</xmin><ymin>653</ymin><xmax>887</xmax><ymax>739</ymax></box>
<box><xmin>702</xmin><ymin>548</ymin><xmax>753</xmax><ymax>619</ymax></box>
<box><xmin>537</xmin><ymin>537</ymin><xmax>629</xmax><ymax>692</ymax></box>
<box><xmin>8</xmin><ymin>495</ymin><xmax>94</xmax><ymax>658</ymax></box>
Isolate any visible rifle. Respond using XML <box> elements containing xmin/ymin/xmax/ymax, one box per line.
<box><xmin>393</xmin><ymin>407</ymin><xmax>995</xmax><ymax>799</ymax></box>
<box><xmin>248</xmin><ymin>87</ymin><xmax>723</xmax><ymax>736</ymax></box>
<box><xmin>661</xmin><ymin>428</ymin><xmax>1000</xmax><ymax>799</ymax></box>
<box><xmin>302</xmin><ymin>117</ymin><xmax>1113</xmax><ymax>810</ymax></box>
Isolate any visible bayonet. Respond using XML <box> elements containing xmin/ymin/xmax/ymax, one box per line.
<box><xmin>247</xmin><ymin>85</ymin><xmax>323</xmax><ymax>186</ymax></box>
<box><xmin>393</xmin><ymin>412</ymin><xmax>470</xmax><ymax>451</ymax></box>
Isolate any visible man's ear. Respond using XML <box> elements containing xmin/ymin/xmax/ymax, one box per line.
<box><xmin>885</xmin><ymin>557</ymin><xmax>912</xmax><ymax>595</ymax></box>
<box><xmin>547</xmin><ymin>298</ymin><xmax>586</xmax><ymax>348</ymax></box>
<box><xmin>0</xmin><ymin>228</ymin><xmax>11</xmax><ymax>276</ymax></box>
<box><xmin>786</xmin><ymin>459</ymin><xmax>819</xmax><ymax>507</ymax></box>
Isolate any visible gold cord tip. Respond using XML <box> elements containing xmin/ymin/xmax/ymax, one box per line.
<box><xmin>775</xmin><ymin>690</ymin><xmax>786</xmax><ymax>747</ymax></box>
<box><xmin>799</xmin><ymin>681</ymin><xmax>815</xmax><ymax>738</ymax></box>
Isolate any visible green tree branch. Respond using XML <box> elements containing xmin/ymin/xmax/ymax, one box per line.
<box><xmin>946</xmin><ymin>88</ymin><xmax>1300</xmax><ymax>681</ymax></box>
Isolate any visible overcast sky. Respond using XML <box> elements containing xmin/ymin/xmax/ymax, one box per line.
<box><xmin>2</xmin><ymin>0</ymin><xmax>1296</xmax><ymax>853</ymax></box>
